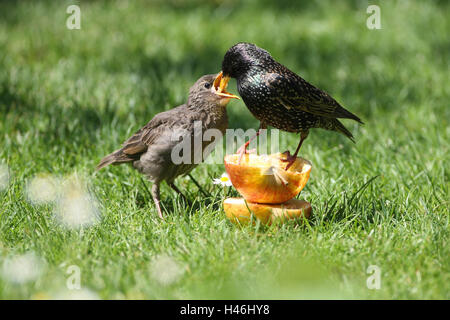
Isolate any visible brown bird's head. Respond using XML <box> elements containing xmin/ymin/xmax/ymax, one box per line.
<box><xmin>188</xmin><ymin>73</ymin><xmax>240</xmax><ymax>108</ymax></box>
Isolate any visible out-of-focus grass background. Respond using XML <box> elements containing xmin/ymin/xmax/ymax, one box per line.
<box><xmin>0</xmin><ymin>0</ymin><xmax>448</xmax><ymax>299</ymax></box>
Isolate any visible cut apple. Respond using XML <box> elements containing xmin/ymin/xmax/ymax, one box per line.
<box><xmin>224</xmin><ymin>153</ymin><xmax>312</xmax><ymax>204</ymax></box>
<box><xmin>223</xmin><ymin>197</ymin><xmax>312</xmax><ymax>225</ymax></box>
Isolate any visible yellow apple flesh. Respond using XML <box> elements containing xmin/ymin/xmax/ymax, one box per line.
<box><xmin>223</xmin><ymin>197</ymin><xmax>312</xmax><ymax>225</ymax></box>
<box><xmin>224</xmin><ymin>153</ymin><xmax>312</xmax><ymax>204</ymax></box>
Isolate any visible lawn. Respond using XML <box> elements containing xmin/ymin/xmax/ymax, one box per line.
<box><xmin>0</xmin><ymin>0</ymin><xmax>448</xmax><ymax>299</ymax></box>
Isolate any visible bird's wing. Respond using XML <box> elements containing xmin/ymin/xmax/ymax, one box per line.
<box><xmin>121</xmin><ymin>106</ymin><xmax>186</xmax><ymax>156</ymax></box>
<box><xmin>121</xmin><ymin>128</ymin><xmax>148</xmax><ymax>156</ymax></box>
<box><xmin>264</xmin><ymin>72</ymin><xmax>349</xmax><ymax>118</ymax></box>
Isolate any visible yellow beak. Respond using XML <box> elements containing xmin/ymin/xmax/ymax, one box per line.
<box><xmin>213</xmin><ymin>71</ymin><xmax>240</xmax><ymax>99</ymax></box>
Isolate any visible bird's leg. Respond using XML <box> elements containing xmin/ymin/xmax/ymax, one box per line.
<box><xmin>151</xmin><ymin>183</ymin><xmax>164</xmax><ymax>219</ymax></box>
<box><xmin>282</xmin><ymin>130</ymin><xmax>309</xmax><ymax>171</ymax></box>
<box><xmin>169</xmin><ymin>182</ymin><xmax>191</xmax><ymax>205</ymax></box>
<box><xmin>237</xmin><ymin>122</ymin><xmax>266</xmax><ymax>163</ymax></box>
<box><xmin>237</xmin><ymin>133</ymin><xmax>258</xmax><ymax>163</ymax></box>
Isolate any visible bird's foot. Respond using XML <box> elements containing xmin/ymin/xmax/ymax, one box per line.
<box><xmin>280</xmin><ymin>150</ymin><xmax>297</xmax><ymax>171</ymax></box>
<box><xmin>237</xmin><ymin>144</ymin><xmax>256</xmax><ymax>164</ymax></box>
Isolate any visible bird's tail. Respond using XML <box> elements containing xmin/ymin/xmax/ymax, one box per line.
<box><xmin>96</xmin><ymin>148</ymin><xmax>134</xmax><ymax>171</ymax></box>
<box><xmin>335</xmin><ymin>105</ymin><xmax>364</xmax><ymax>124</ymax></box>
<box><xmin>332</xmin><ymin>119</ymin><xmax>355</xmax><ymax>143</ymax></box>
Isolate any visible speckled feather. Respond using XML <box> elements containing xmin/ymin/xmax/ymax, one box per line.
<box><xmin>222</xmin><ymin>43</ymin><xmax>362</xmax><ymax>140</ymax></box>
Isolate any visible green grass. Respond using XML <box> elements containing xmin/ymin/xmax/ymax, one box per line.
<box><xmin>0</xmin><ymin>0</ymin><xmax>448</xmax><ymax>299</ymax></box>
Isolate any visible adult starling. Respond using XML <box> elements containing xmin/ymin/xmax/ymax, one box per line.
<box><xmin>217</xmin><ymin>42</ymin><xmax>363</xmax><ymax>169</ymax></box>
<box><xmin>96</xmin><ymin>74</ymin><xmax>239</xmax><ymax>219</ymax></box>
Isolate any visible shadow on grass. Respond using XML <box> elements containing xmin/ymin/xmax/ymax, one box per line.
<box><xmin>0</xmin><ymin>85</ymin><xmax>121</xmax><ymax>144</ymax></box>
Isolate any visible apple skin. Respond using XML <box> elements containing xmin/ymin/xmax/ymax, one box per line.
<box><xmin>223</xmin><ymin>197</ymin><xmax>312</xmax><ymax>225</ymax></box>
<box><xmin>224</xmin><ymin>153</ymin><xmax>311</xmax><ymax>204</ymax></box>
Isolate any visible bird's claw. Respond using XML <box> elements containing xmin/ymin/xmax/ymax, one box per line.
<box><xmin>281</xmin><ymin>150</ymin><xmax>291</xmax><ymax>158</ymax></box>
<box><xmin>237</xmin><ymin>145</ymin><xmax>256</xmax><ymax>164</ymax></box>
<box><xmin>280</xmin><ymin>150</ymin><xmax>297</xmax><ymax>171</ymax></box>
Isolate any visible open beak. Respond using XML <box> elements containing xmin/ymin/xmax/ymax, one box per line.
<box><xmin>213</xmin><ymin>71</ymin><xmax>240</xmax><ymax>99</ymax></box>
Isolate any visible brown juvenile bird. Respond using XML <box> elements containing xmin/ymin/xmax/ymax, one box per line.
<box><xmin>96</xmin><ymin>74</ymin><xmax>239</xmax><ymax>219</ymax></box>
<box><xmin>217</xmin><ymin>42</ymin><xmax>363</xmax><ymax>169</ymax></box>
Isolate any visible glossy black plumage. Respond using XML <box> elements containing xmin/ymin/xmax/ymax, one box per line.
<box><xmin>222</xmin><ymin>42</ymin><xmax>363</xmax><ymax>142</ymax></box>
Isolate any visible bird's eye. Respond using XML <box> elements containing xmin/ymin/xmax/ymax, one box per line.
<box><xmin>204</xmin><ymin>82</ymin><xmax>211</xmax><ymax>89</ymax></box>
